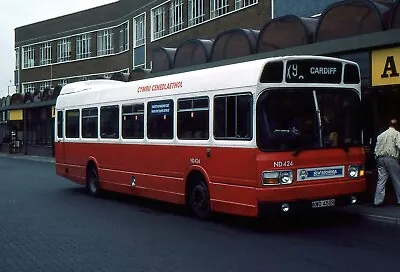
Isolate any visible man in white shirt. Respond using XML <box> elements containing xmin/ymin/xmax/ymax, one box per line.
<box><xmin>374</xmin><ymin>119</ymin><xmax>400</xmax><ymax>206</ymax></box>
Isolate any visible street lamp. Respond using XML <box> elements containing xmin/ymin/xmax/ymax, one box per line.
<box><xmin>7</xmin><ymin>80</ymin><xmax>12</xmax><ymax>96</ymax></box>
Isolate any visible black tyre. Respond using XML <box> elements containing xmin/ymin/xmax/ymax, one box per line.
<box><xmin>86</xmin><ymin>165</ymin><xmax>101</xmax><ymax>196</ymax></box>
<box><xmin>187</xmin><ymin>177</ymin><xmax>211</xmax><ymax>220</ymax></box>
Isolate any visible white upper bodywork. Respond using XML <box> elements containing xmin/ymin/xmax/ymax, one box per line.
<box><xmin>55</xmin><ymin>55</ymin><xmax>361</xmax><ymax>110</ymax></box>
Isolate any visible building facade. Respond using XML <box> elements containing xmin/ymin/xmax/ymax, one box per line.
<box><xmin>5</xmin><ymin>0</ymin><xmax>270</xmax><ymax>156</ymax></box>
<box><xmin>14</xmin><ymin>0</ymin><xmax>269</xmax><ymax>93</ymax></box>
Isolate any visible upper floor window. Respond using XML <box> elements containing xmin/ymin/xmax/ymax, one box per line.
<box><xmin>235</xmin><ymin>0</ymin><xmax>257</xmax><ymax>9</ymax></box>
<box><xmin>39</xmin><ymin>81</ymin><xmax>52</xmax><ymax>91</ymax></box>
<box><xmin>22</xmin><ymin>46</ymin><xmax>35</xmax><ymax>68</ymax></box>
<box><xmin>169</xmin><ymin>0</ymin><xmax>184</xmax><ymax>33</ymax></box>
<box><xmin>97</xmin><ymin>29</ymin><xmax>114</xmax><ymax>56</ymax></box>
<box><xmin>76</xmin><ymin>34</ymin><xmax>92</xmax><ymax>59</ymax></box>
<box><xmin>188</xmin><ymin>0</ymin><xmax>205</xmax><ymax>27</ymax></box>
<box><xmin>119</xmin><ymin>22</ymin><xmax>129</xmax><ymax>52</ymax></box>
<box><xmin>59</xmin><ymin>79</ymin><xmax>69</xmax><ymax>87</ymax></box>
<box><xmin>151</xmin><ymin>5</ymin><xmax>166</xmax><ymax>40</ymax></box>
<box><xmin>210</xmin><ymin>0</ymin><xmax>229</xmax><ymax>19</ymax></box>
<box><xmin>40</xmin><ymin>42</ymin><xmax>52</xmax><ymax>65</ymax></box>
<box><xmin>22</xmin><ymin>83</ymin><xmax>36</xmax><ymax>93</ymax></box>
<box><xmin>57</xmin><ymin>38</ymin><xmax>72</xmax><ymax>63</ymax></box>
<box><xmin>15</xmin><ymin>48</ymin><xmax>20</xmax><ymax>70</ymax></box>
<box><xmin>134</xmin><ymin>14</ymin><xmax>146</xmax><ymax>47</ymax></box>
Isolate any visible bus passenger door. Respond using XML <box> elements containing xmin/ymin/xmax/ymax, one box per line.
<box><xmin>55</xmin><ymin>110</ymin><xmax>66</xmax><ymax>165</ymax></box>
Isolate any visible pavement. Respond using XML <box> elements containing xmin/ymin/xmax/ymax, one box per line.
<box><xmin>2</xmin><ymin>155</ymin><xmax>400</xmax><ymax>272</ymax></box>
<box><xmin>1</xmin><ymin>152</ymin><xmax>399</xmax><ymax>226</ymax></box>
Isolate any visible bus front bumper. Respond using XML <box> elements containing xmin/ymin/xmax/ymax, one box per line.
<box><xmin>256</xmin><ymin>179</ymin><xmax>366</xmax><ymax>216</ymax></box>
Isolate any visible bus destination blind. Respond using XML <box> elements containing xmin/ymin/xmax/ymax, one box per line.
<box><xmin>285</xmin><ymin>59</ymin><xmax>343</xmax><ymax>84</ymax></box>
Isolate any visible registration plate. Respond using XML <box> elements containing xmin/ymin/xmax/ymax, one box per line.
<box><xmin>311</xmin><ymin>199</ymin><xmax>335</xmax><ymax>208</ymax></box>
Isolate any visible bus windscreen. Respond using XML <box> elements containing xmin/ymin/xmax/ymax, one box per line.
<box><xmin>256</xmin><ymin>88</ymin><xmax>362</xmax><ymax>152</ymax></box>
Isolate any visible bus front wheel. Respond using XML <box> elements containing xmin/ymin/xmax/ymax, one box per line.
<box><xmin>86</xmin><ymin>165</ymin><xmax>101</xmax><ymax>197</ymax></box>
<box><xmin>187</xmin><ymin>177</ymin><xmax>211</xmax><ymax>220</ymax></box>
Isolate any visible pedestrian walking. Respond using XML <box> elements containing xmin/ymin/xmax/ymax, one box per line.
<box><xmin>374</xmin><ymin>119</ymin><xmax>400</xmax><ymax>206</ymax></box>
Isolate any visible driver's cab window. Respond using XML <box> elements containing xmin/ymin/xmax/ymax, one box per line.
<box><xmin>259</xmin><ymin>90</ymin><xmax>318</xmax><ymax>150</ymax></box>
<box><xmin>317</xmin><ymin>91</ymin><xmax>361</xmax><ymax>148</ymax></box>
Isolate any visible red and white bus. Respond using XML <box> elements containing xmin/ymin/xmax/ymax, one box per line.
<box><xmin>55</xmin><ymin>55</ymin><xmax>366</xmax><ymax>219</ymax></box>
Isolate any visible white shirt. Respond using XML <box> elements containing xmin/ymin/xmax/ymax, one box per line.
<box><xmin>375</xmin><ymin>127</ymin><xmax>400</xmax><ymax>159</ymax></box>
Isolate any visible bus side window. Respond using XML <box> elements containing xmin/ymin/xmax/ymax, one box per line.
<box><xmin>122</xmin><ymin>104</ymin><xmax>144</xmax><ymax>139</ymax></box>
<box><xmin>65</xmin><ymin>109</ymin><xmax>80</xmax><ymax>138</ymax></box>
<box><xmin>100</xmin><ymin>106</ymin><xmax>120</xmax><ymax>139</ymax></box>
<box><xmin>177</xmin><ymin>97</ymin><xmax>209</xmax><ymax>140</ymax></box>
<box><xmin>57</xmin><ymin>111</ymin><xmax>63</xmax><ymax>139</ymax></box>
<box><xmin>82</xmin><ymin>107</ymin><xmax>98</xmax><ymax>138</ymax></box>
<box><xmin>147</xmin><ymin>100</ymin><xmax>174</xmax><ymax>139</ymax></box>
<box><xmin>214</xmin><ymin>93</ymin><xmax>252</xmax><ymax>140</ymax></box>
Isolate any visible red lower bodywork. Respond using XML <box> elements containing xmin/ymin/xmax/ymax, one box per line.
<box><xmin>55</xmin><ymin>142</ymin><xmax>366</xmax><ymax>217</ymax></box>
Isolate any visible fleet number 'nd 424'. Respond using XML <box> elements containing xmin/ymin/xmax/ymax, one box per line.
<box><xmin>273</xmin><ymin>161</ymin><xmax>294</xmax><ymax>168</ymax></box>
<box><xmin>190</xmin><ymin>158</ymin><xmax>201</xmax><ymax>164</ymax></box>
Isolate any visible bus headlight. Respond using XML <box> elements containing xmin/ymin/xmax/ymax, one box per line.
<box><xmin>279</xmin><ymin>171</ymin><xmax>293</xmax><ymax>185</ymax></box>
<box><xmin>262</xmin><ymin>171</ymin><xmax>280</xmax><ymax>185</ymax></box>
<box><xmin>348</xmin><ymin>164</ymin><xmax>364</xmax><ymax>178</ymax></box>
<box><xmin>262</xmin><ymin>170</ymin><xmax>293</xmax><ymax>186</ymax></box>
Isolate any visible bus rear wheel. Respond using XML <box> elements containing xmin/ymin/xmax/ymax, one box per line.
<box><xmin>86</xmin><ymin>165</ymin><xmax>101</xmax><ymax>196</ymax></box>
<box><xmin>187</xmin><ymin>177</ymin><xmax>211</xmax><ymax>220</ymax></box>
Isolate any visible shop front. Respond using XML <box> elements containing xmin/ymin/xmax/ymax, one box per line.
<box><xmin>0</xmin><ymin>88</ymin><xmax>58</xmax><ymax>157</ymax></box>
<box><xmin>361</xmin><ymin>46</ymin><xmax>400</xmax><ymax>203</ymax></box>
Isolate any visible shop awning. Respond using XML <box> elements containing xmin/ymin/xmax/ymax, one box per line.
<box><xmin>257</xmin><ymin>15</ymin><xmax>317</xmax><ymax>53</ymax></box>
<box><xmin>151</xmin><ymin>47</ymin><xmax>177</xmax><ymax>73</ymax></box>
<box><xmin>173</xmin><ymin>39</ymin><xmax>213</xmax><ymax>69</ymax></box>
<box><xmin>210</xmin><ymin>28</ymin><xmax>259</xmax><ymax>62</ymax></box>
<box><xmin>315</xmin><ymin>0</ymin><xmax>392</xmax><ymax>42</ymax></box>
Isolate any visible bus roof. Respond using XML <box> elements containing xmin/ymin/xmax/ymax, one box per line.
<box><xmin>56</xmin><ymin>55</ymin><xmax>359</xmax><ymax>109</ymax></box>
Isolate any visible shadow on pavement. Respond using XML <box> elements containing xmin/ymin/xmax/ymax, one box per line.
<box><xmin>59</xmin><ymin>186</ymin><xmax>365</xmax><ymax>234</ymax></box>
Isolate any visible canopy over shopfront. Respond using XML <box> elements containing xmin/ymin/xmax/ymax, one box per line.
<box><xmin>173</xmin><ymin>39</ymin><xmax>214</xmax><ymax>69</ymax></box>
<box><xmin>210</xmin><ymin>28</ymin><xmax>259</xmax><ymax>62</ymax></box>
<box><xmin>257</xmin><ymin>15</ymin><xmax>317</xmax><ymax>52</ymax></box>
<box><xmin>315</xmin><ymin>0</ymin><xmax>392</xmax><ymax>42</ymax></box>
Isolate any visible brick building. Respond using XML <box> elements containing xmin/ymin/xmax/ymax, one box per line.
<box><xmin>13</xmin><ymin>0</ymin><xmax>273</xmax><ymax>93</ymax></box>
